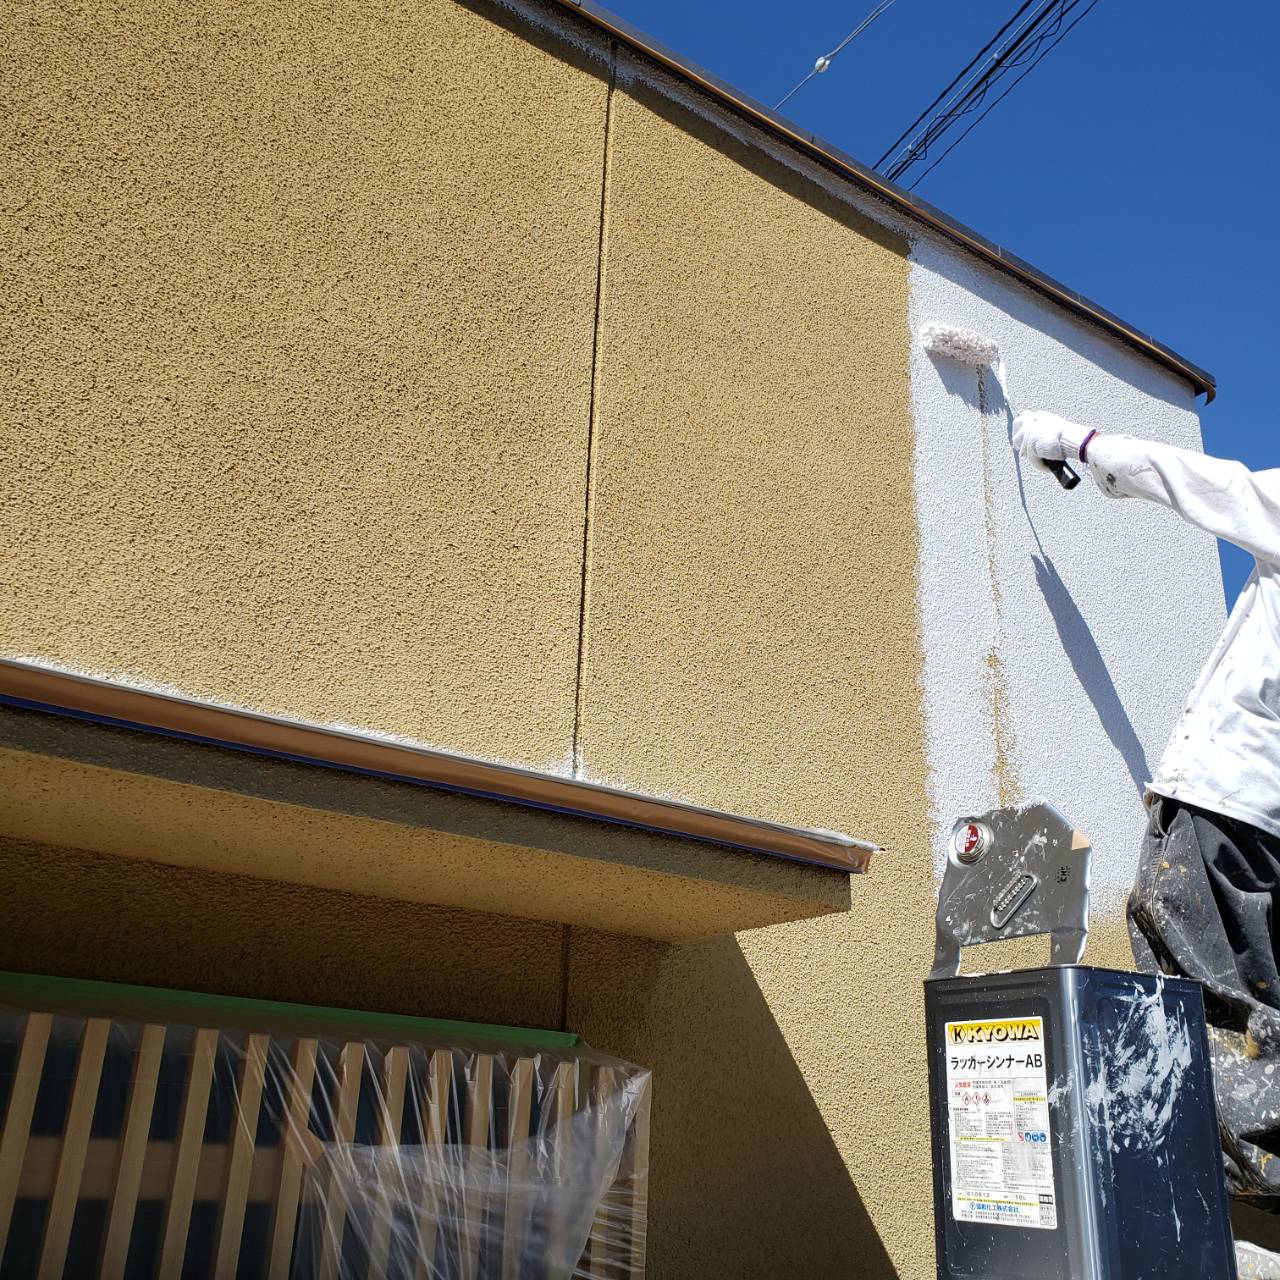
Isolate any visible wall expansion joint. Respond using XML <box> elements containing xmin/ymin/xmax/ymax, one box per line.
<box><xmin>571</xmin><ymin>42</ymin><xmax>616</xmax><ymax>779</ymax></box>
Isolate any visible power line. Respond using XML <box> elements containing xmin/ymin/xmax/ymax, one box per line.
<box><xmin>881</xmin><ymin>0</ymin><xmax>1080</xmax><ymax>181</ymax></box>
<box><xmin>905</xmin><ymin>0</ymin><xmax>1102</xmax><ymax>188</ymax></box>
<box><xmin>875</xmin><ymin>0</ymin><xmax>1103</xmax><ymax>186</ymax></box>
<box><xmin>775</xmin><ymin>0</ymin><xmax>904</xmax><ymax>112</ymax></box>
<box><xmin>871</xmin><ymin>0</ymin><xmax>1038</xmax><ymax>171</ymax></box>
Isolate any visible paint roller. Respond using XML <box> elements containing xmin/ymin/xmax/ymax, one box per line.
<box><xmin>919</xmin><ymin>323</ymin><xmax>1081</xmax><ymax>490</ymax></box>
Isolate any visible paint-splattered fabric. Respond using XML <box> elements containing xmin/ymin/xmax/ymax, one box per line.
<box><xmin>1129</xmin><ymin>796</ymin><xmax>1280</xmax><ymax>1206</ymax></box>
<box><xmin>1238</xmin><ymin>1240</ymin><xmax>1280</xmax><ymax>1278</ymax></box>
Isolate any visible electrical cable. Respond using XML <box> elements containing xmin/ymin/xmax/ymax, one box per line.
<box><xmin>882</xmin><ymin>0</ymin><xmax>1077</xmax><ymax>181</ymax></box>
<box><xmin>904</xmin><ymin>0</ymin><xmax>1102</xmax><ymax>188</ymax></box>
<box><xmin>775</xmin><ymin>0</ymin><xmax>903</xmax><ymax>111</ymax></box>
<box><xmin>871</xmin><ymin>0</ymin><xmax>1037</xmax><ymax>171</ymax></box>
<box><xmin>877</xmin><ymin>0</ymin><xmax>1103</xmax><ymax>186</ymax></box>
<box><xmin>899</xmin><ymin>0</ymin><xmax>1095</xmax><ymax>187</ymax></box>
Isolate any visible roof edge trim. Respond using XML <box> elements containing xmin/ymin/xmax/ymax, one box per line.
<box><xmin>0</xmin><ymin>658</ymin><xmax>875</xmax><ymax>873</ymax></box>
<box><xmin>554</xmin><ymin>0</ymin><xmax>1216</xmax><ymax>403</ymax></box>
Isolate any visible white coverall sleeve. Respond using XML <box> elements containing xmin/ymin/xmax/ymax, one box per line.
<box><xmin>1086</xmin><ymin>435</ymin><xmax>1280</xmax><ymax>567</ymax></box>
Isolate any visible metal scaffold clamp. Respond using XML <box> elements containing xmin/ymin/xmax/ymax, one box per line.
<box><xmin>929</xmin><ymin>800</ymin><xmax>1091</xmax><ymax>979</ymax></box>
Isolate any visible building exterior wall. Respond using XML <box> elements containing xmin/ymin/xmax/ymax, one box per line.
<box><xmin>908</xmin><ymin>240</ymin><xmax>1228</xmax><ymax>963</ymax></box>
<box><xmin>1</xmin><ymin>0</ymin><xmax>608</xmax><ymax>771</ymax></box>
<box><xmin>0</xmin><ymin>832</ymin><xmax>570</xmax><ymax>1031</ymax></box>
<box><xmin>2</xmin><ymin>1</ymin><xmax>1228</xmax><ymax>1277</ymax></box>
<box><xmin>566</xmin><ymin>53</ymin><xmax>939</xmax><ymax>1279</ymax></box>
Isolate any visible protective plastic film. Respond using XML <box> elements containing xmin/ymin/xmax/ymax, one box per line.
<box><xmin>290</xmin><ymin>1046</ymin><xmax>650</xmax><ymax>1279</ymax></box>
<box><xmin>0</xmin><ymin>983</ymin><xmax>650</xmax><ymax>1279</ymax></box>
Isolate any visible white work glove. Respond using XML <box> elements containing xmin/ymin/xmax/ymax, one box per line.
<box><xmin>1012</xmin><ymin>410</ymin><xmax>1093</xmax><ymax>474</ymax></box>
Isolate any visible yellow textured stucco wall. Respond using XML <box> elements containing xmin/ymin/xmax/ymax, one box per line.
<box><xmin>6</xmin><ymin>2</ymin><xmax>946</xmax><ymax>1275</ymax></box>
<box><xmin>0</xmin><ymin>742</ymin><xmax>851</xmax><ymax>942</ymax></box>
<box><xmin>1</xmin><ymin>0</ymin><xmax>608</xmax><ymax>768</ymax></box>
<box><xmin>564</xmin><ymin>67</ymin><xmax>934</xmax><ymax>1278</ymax></box>
<box><xmin>0</xmin><ymin>833</ymin><xmax>565</xmax><ymax>1027</ymax></box>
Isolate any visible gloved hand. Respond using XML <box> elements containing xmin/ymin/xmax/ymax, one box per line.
<box><xmin>1012</xmin><ymin>410</ymin><xmax>1092</xmax><ymax>474</ymax></box>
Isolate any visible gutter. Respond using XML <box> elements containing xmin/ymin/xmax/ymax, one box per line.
<box><xmin>0</xmin><ymin>658</ymin><xmax>877</xmax><ymax>873</ymax></box>
<box><xmin>553</xmin><ymin>0</ymin><xmax>1217</xmax><ymax>404</ymax></box>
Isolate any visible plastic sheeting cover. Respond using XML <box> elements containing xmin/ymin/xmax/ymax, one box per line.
<box><xmin>292</xmin><ymin>1053</ymin><xmax>650</xmax><ymax>1278</ymax></box>
<box><xmin>0</xmin><ymin>997</ymin><xmax>650</xmax><ymax>1279</ymax></box>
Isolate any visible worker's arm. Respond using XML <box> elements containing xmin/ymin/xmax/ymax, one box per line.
<box><xmin>1013</xmin><ymin>410</ymin><xmax>1280</xmax><ymax>566</ymax></box>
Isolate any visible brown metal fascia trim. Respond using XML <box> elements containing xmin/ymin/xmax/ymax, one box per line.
<box><xmin>0</xmin><ymin>658</ymin><xmax>875</xmax><ymax>873</ymax></box>
<box><xmin>553</xmin><ymin>0</ymin><xmax>1216</xmax><ymax>404</ymax></box>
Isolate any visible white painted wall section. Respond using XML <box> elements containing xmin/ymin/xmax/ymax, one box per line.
<box><xmin>909</xmin><ymin>237</ymin><xmax>1226</xmax><ymax>916</ymax></box>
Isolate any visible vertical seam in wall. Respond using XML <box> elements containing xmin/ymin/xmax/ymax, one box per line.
<box><xmin>570</xmin><ymin>43</ymin><xmax>617</xmax><ymax>780</ymax></box>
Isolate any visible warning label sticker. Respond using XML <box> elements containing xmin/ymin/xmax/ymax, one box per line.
<box><xmin>944</xmin><ymin>1016</ymin><xmax>1057</xmax><ymax>1231</ymax></box>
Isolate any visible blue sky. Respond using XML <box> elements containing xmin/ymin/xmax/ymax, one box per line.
<box><xmin>603</xmin><ymin>0</ymin><xmax>1277</xmax><ymax>605</ymax></box>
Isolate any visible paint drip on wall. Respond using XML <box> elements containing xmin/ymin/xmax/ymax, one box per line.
<box><xmin>978</xmin><ymin>369</ymin><xmax>1023</xmax><ymax>809</ymax></box>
